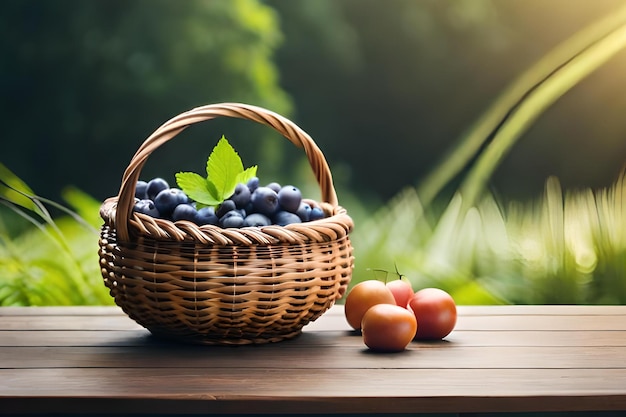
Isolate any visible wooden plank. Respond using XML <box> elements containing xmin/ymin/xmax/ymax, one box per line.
<box><xmin>2</xmin><ymin>306</ymin><xmax>626</xmax><ymax>415</ymax></box>
<box><xmin>2</xmin><ymin>304</ymin><xmax>624</xmax><ymax>317</ymax></box>
<box><xmin>0</xmin><ymin>316</ymin><xmax>143</xmax><ymax>331</ymax></box>
<box><xmin>445</xmin><ymin>329</ymin><xmax>626</xmax><ymax>347</ymax></box>
<box><xmin>312</xmin><ymin>304</ymin><xmax>626</xmax><ymax>316</ymax></box>
<box><xmin>455</xmin><ymin>305</ymin><xmax>626</xmax><ymax>316</ymax></box>
<box><xmin>0</xmin><ymin>330</ymin><xmax>153</xmax><ymax>347</ymax></box>
<box><xmin>1</xmin><ymin>368</ymin><xmax>625</xmax><ymax>414</ymax></box>
<box><xmin>3</xmin><ymin>329</ymin><xmax>626</xmax><ymax>348</ymax></box>
<box><xmin>455</xmin><ymin>315</ymin><xmax>626</xmax><ymax>331</ymax></box>
<box><xmin>314</xmin><ymin>304</ymin><xmax>626</xmax><ymax>316</ymax></box>
<box><xmin>0</xmin><ymin>306</ymin><xmax>124</xmax><ymax>316</ymax></box>
<box><xmin>1</xmin><ymin>344</ymin><xmax>625</xmax><ymax>370</ymax></box>
<box><xmin>305</xmin><ymin>312</ymin><xmax>626</xmax><ymax>332</ymax></box>
<box><xmin>10</xmin><ymin>310</ymin><xmax>619</xmax><ymax>332</ymax></box>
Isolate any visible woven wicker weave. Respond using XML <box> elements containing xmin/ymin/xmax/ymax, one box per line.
<box><xmin>98</xmin><ymin>103</ymin><xmax>354</xmax><ymax>345</ymax></box>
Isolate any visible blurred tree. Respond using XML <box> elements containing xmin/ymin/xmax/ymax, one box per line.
<box><xmin>0</xmin><ymin>0</ymin><xmax>291</xmax><ymax>202</ymax></box>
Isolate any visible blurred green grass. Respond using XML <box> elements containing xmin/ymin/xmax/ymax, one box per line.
<box><xmin>346</xmin><ymin>3</ymin><xmax>626</xmax><ymax>304</ymax></box>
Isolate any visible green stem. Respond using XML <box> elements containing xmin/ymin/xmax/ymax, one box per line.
<box><xmin>459</xmin><ymin>19</ymin><xmax>626</xmax><ymax>209</ymax></box>
<box><xmin>416</xmin><ymin>4</ymin><xmax>626</xmax><ymax>208</ymax></box>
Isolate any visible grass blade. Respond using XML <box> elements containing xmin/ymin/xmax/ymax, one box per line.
<box><xmin>417</xmin><ymin>4</ymin><xmax>626</xmax><ymax>207</ymax></box>
<box><xmin>459</xmin><ymin>19</ymin><xmax>626</xmax><ymax>208</ymax></box>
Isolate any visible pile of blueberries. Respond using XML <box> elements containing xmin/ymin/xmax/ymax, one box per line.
<box><xmin>133</xmin><ymin>177</ymin><xmax>327</xmax><ymax>228</ymax></box>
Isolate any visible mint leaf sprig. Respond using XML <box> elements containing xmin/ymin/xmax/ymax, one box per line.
<box><xmin>175</xmin><ymin>136</ymin><xmax>257</xmax><ymax>207</ymax></box>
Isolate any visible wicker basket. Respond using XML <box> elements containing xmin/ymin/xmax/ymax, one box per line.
<box><xmin>98</xmin><ymin>103</ymin><xmax>354</xmax><ymax>345</ymax></box>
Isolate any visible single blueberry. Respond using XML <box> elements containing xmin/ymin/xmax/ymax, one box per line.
<box><xmin>146</xmin><ymin>177</ymin><xmax>169</xmax><ymax>200</ymax></box>
<box><xmin>154</xmin><ymin>188</ymin><xmax>189</xmax><ymax>217</ymax></box>
<box><xmin>273</xmin><ymin>210</ymin><xmax>302</xmax><ymax>226</ymax></box>
<box><xmin>172</xmin><ymin>203</ymin><xmax>197</xmax><ymax>222</ymax></box>
<box><xmin>133</xmin><ymin>199</ymin><xmax>160</xmax><ymax>218</ymax></box>
<box><xmin>216</xmin><ymin>199</ymin><xmax>237</xmax><ymax>218</ymax></box>
<box><xmin>278</xmin><ymin>185</ymin><xmax>302</xmax><ymax>213</ymax></box>
<box><xmin>309</xmin><ymin>207</ymin><xmax>325</xmax><ymax>221</ymax></box>
<box><xmin>230</xmin><ymin>183</ymin><xmax>251</xmax><ymax>209</ymax></box>
<box><xmin>251</xmin><ymin>187</ymin><xmax>279</xmax><ymax>216</ymax></box>
<box><xmin>135</xmin><ymin>180</ymin><xmax>149</xmax><ymax>200</ymax></box>
<box><xmin>243</xmin><ymin>213</ymin><xmax>272</xmax><ymax>227</ymax></box>
<box><xmin>219</xmin><ymin>210</ymin><xmax>245</xmax><ymax>228</ymax></box>
<box><xmin>296</xmin><ymin>202</ymin><xmax>312</xmax><ymax>222</ymax></box>
<box><xmin>266</xmin><ymin>182</ymin><xmax>282</xmax><ymax>193</ymax></box>
<box><xmin>246</xmin><ymin>176</ymin><xmax>260</xmax><ymax>193</ymax></box>
<box><xmin>195</xmin><ymin>206</ymin><xmax>218</xmax><ymax>226</ymax></box>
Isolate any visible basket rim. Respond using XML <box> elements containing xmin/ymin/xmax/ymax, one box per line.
<box><xmin>100</xmin><ymin>196</ymin><xmax>353</xmax><ymax>246</ymax></box>
<box><xmin>111</xmin><ymin>102</ymin><xmax>345</xmax><ymax>243</ymax></box>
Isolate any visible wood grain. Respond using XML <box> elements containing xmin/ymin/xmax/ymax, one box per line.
<box><xmin>1</xmin><ymin>305</ymin><xmax>625</xmax><ymax>415</ymax></box>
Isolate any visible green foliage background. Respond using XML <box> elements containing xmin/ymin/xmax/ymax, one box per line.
<box><xmin>1</xmin><ymin>0</ymin><xmax>626</xmax><ymax>306</ymax></box>
<box><xmin>1</xmin><ymin>0</ymin><xmax>291</xmax><ymax>202</ymax></box>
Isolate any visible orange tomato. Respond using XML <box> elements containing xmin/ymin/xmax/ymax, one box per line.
<box><xmin>361</xmin><ymin>304</ymin><xmax>418</xmax><ymax>352</ymax></box>
<box><xmin>344</xmin><ymin>280</ymin><xmax>396</xmax><ymax>330</ymax></box>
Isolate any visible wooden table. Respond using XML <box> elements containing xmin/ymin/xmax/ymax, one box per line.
<box><xmin>1</xmin><ymin>305</ymin><xmax>625</xmax><ymax>416</ymax></box>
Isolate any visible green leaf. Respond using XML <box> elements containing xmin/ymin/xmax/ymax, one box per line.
<box><xmin>176</xmin><ymin>136</ymin><xmax>257</xmax><ymax>206</ymax></box>
<box><xmin>175</xmin><ymin>172</ymin><xmax>221</xmax><ymax>206</ymax></box>
<box><xmin>206</xmin><ymin>136</ymin><xmax>245</xmax><ymax>201</ymax></box>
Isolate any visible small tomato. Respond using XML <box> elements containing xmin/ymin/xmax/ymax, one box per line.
<box><xmin>408</xmin><ymin>287</ymin><xmax>457</xmax><ymax>340</ymax></box>
<box><xmin>386</xmin><ymin>279</ymin><xmax>414</xmax><ymax>308</ymax></box>
<box><xmin>344</xmin><ymin>280</ymin><xmax>396</xmax><ymax>330</ymax></box>
<box><xmin>361</xmin><ymin>304</ymin><xmax>418</xmax><ymax>352</ymax></box>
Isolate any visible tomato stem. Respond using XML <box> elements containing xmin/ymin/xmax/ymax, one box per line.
<box><xmin>394</xmin><ymin>262</ymin><xmax>406</xmax><ymax>281</ymax></box>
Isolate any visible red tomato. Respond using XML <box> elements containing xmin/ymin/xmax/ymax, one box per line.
<box><xmin>361</xmin><ymin>304</ymin><xmax>418</xmax><ymax>352</ymax></box>
<box><xmin>408</xmin><ymin>288</ymin><xmax>457</xmax><ymax>340</ymax></box>
<box><xmin>386</xmin><ymin>279</ymin><xmax>414</xmax><ymax>308</ymax></box>
<box><xmin>344</xmin><ymin>280</ymin><xmax>396</xmax><ymax>330</ymax></box>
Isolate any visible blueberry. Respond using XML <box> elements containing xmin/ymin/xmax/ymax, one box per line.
<box><xmin>172</xmin><ymin>203</ymin><xmax>197</xmax><ymax>222</ymax></box>
<box><xmin>133</xmin><ymin>199</ymin><xmax>160</xmax><ymax>218</ymax></box>
<box><xmin>266</xmin><ymin>182</ymin><xmax>282</xmax><ymax>193</ymax></box>
<box><xmin>309</xmin><ymin>207</ymin><xmax>325</xmax><ymax>221</ymax></box>
<box><xmin>273</xmin><ymin>210</ymin><xmax>302</xmax><ymax>226</ymax></box>
<box><xmin>246</xmin><ymin>176</ymin><xmax>260</xmax><ymax>193</ymax></box>
<box><xmin>278</xmin><ymin>185</ymin><xmax>302</xmax><ymax>213</ymax></box>
<box><xmin>195</xmin><ymin>206</ymin><xmax>218</xmax><ymax>226</ymax></box>
<box><xmin>135</xmin><ymin>180</ymin><xmax>149</xmax><ymax>200</ymax></box>
<box><xmin>296</xmin><ymin>202</ymin><xmax>312</xmax><ymax>222</ymax></box>
<box><xmin>216</xmin><ymin>199</ymin><xmax>236</xmax><ymax>218</ymax></box>
<box><xmin>251</xmin><ymin>187</ymin><xmax>279</xmax><ymax>216</ymax></box>
<box><xmin>230</xmin><ymin>183</ymin><xmax>251</xmax><ymax>209</ymax></box>
<box><xmin>154</xmin><ymin>188</ymin><xmax>188</xmax><ymax>217</ymax></box>
<box><xmin>243</xmin><ymin>213</ymin><xmax>272</xmax><ymax>227</ymax></box>
<box><xmin>146</xmin><ymin>177</ymin><xmax>169</xmax><ymax>200</ymax></box>
<box><xmin>219</xmin><ymin>210</ymin><xmax>244</xmax><ymax>228</ymax></box>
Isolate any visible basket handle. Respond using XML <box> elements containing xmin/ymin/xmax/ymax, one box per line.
<box><xmin>114</xmin><ymin>102</ymin><xmax>339</xmax><ymax>242</ymax></box>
